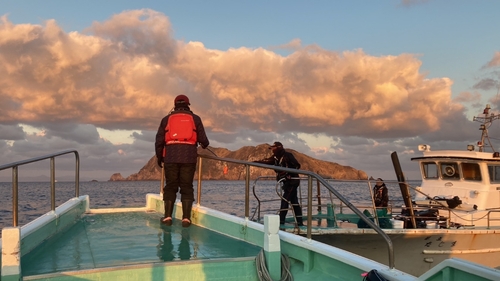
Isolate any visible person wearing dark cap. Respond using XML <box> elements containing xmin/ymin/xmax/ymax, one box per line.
<box><xmin>254</xmin><ymin>141</ymin><xmax>304</xmax><ymax>226</ymax></box>
<box><xmin>373</xmin><ymin>178</ymin><xmax>389</xmax><ymax>208</ymax></box>
<box><xmin>155</xmin><ymin>94</ymin><xmax>210</xmax><ymax>227</ymax></box>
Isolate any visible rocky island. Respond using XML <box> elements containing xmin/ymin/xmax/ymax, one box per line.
<box><xmin>109</xmin><ymin>144</ymin><xmax>368</xmax><ymax>181</ymax></box>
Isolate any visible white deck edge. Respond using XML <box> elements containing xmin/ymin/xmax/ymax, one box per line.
<box><xmin>20</xmin><ymin>195</ymin><xmax>89</xmax><ymax>238</ymax></box>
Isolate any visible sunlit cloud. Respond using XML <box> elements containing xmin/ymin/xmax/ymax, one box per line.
<box><xmin>0</xmin><ymin>9</ymin><xmax>491</xmax><ymax>181</ymax></box>
<box><xmin>486</xmin><ymin>51</ymin><xmax>500</xmax><ymax>68</ymax></box>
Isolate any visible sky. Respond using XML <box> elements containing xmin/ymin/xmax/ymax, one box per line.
<box><xmin>1</xmin><ymin>0</ymin><xmax>500</xmax><ymax>182</ymax></box>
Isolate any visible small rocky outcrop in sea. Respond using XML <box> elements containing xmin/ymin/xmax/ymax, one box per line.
<box><xmin>109</xmin><ymin>173</ymin><xmax>125</xmax><ymax>181</ymax></box>
<box><xmin>109</xmin><ymin>144</ymin><xmax>368</xmax><ymax>181</ymax></box>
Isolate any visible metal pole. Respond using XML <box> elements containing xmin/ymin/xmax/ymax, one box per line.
<box><xmin>368</xmin><ymin>180</ymin><xmax>380</xmax><ymax>226</ymax></box>
<box><xmin>75</xmin><ymin>151</ymin><xmax>80</xmax><ymax>197</ymax></box>
<box><xmin>12</xmin><ymin>166</ymin><xmax>19</xmax><ymax>227</ymax></box>
<box><xmin>245</xmin><ymin>165</ymin><xmax>250</xmax><ymax>219</ymax></box>
<box><xmin>197</xmin><ymin>157</ymin><xmax>203</xmax><ymax>205</ymax></box>
<box><xmin>51</xmin><ymin>157</ymin><xmax>56</xmax><ymax>211</ymax></box>
<box><xmin>316</xmin><ymin>176</ymin><xmax>322</xmax><ymax>213</ymax></box>
<box><xmin>307</xmin><ymin>176</ymin><xmax>313</xmax><ymax>239</ymax></box>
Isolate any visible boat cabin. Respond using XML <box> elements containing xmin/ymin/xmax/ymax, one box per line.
<box><xmin>410</xmin><ymin>144</ymin><xmax>500</xmax><ymax>227</ymax></box>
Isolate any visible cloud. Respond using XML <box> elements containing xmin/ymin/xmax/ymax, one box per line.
<box><xmin>0</xmin><ymin>10</ymin><xmax>459</xmax><ymax>138</ymax></box>
<box><xmin>486</xmin><ymin>51</ymin><xmax>500</xmax><ymax>68</ymax></box>
<box><xmin>473</xmin><ymin>78</ymin><xmax>499</xmax><ymax>91</ymax></box>
<box><xmin>0</xmin><ymin>124</ymin><xmax>25</xmax><ymax>140</ymax></box>
<box><xmin>0</xmin><ymin>9</ymin><xmax>487</xmax><ymax>181</ymax></box>
<box><xmin>0</xmin><ymin>124</ymin><xmax>153</xmax><ymax>181</ymax></box>
<box><xmin>270</xmin><ymin>38</ymin><xmax>302</xmax><ymax>51</ymax></box>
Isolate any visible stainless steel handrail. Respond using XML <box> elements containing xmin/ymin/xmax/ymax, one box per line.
<box><xmin>196</xmin><ymin>153</ymin><xmax>395</xmax><ymax>269</ymax></box>
<box><xmin>487</xmin><ymin>210</ymin><xmax>500</xmax><ymax>228</ymax></box>
<box><xmin>0</xmin><ymin>150</ymin><xmax>80</xmax><ymax>227</ymax></box>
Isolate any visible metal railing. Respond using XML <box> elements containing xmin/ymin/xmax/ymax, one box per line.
<box><xmin>195</xmin><ymin>153</ymin><xmax>395</xmax><ymax>269</ymax></box>
<box><xmin>0</xmin><ymin>150</ymin><xmax>80</xmax><ymax>227</ymax></box>
<box><xmin>250</xmin><ymin>176</ymin><xmax>390</xmax><ymax>228</ymax></box>
<box><xmin>487</xmin><ymin>209</ymin><xmax>500</xmax><ymax>228</ymax></box>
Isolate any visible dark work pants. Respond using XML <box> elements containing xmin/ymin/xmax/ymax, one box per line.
<box><xmin>163</xmin><ymin>163</ymin><xmax>196</xmax><ymax>202</ymax></box>
<box><xmin>280</xmin><ymin>179</ymin><xmax>303</xmax><ymax>224</ymax></box>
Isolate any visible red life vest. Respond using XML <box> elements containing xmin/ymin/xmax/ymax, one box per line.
<box><xmin>165</xmin><ymin>112</ymin><xmax>197</xmax><ymax>145</ymax></box>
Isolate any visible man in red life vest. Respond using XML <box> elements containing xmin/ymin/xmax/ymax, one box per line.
<box><xmin>155</xmin><ymin>94</ymin><xmax>210</xmax><ymax>227</ymax></box>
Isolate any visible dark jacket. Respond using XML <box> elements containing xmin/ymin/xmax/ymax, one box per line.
<box><xmin>255</xmin><ymin>148</ymin><xmax>301</xmax><ymax>181</ymax></box>
<box><xmin>373</xmin><ymin>184</ymin><xmax>389</xmax><ymax>207</ymax></box>
<box><xmin>155</xmin><ymin>108</ymin><xmax>209</xmax><ymax>164</ymax></box>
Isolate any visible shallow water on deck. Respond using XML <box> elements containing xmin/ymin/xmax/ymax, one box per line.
<box><xmin>21</xmin><ymin>211</ymin><xmax>262</xmax><ymax>276</ymax></box>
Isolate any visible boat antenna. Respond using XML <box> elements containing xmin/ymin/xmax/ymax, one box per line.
<box><xmin>473</xmin><ymin>104</ymin><xmax>500</xmax><ymax>152</ymax></box>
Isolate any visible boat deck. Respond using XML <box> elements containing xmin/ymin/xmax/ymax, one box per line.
<box><xmin>21</xmin><ymin>211</ymin><xmax>262</xmax><ymax>278</ymax></box>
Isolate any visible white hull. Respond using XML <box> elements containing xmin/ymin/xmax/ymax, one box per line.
<box><xmin>312</xmin><ymin>229</ymin><xmax>500</xmax><ymax>277</ymax></box>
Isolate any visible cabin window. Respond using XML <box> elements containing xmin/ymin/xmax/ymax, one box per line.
<box><xmin>487</xmin><ymin>165</ymin><xmax>500</xmax><ymax>183</ymax></box>
<box><xmin>422</xmin><ymin>162</ymin><xmax>438</xmax><ymax>179</ymax></box>
<box><xmin>440</xmin><ymin>162</ymin><xmax>460</xmax><ymax>180</ymax></box>
<box><xmin>461</xmin><ymin>163</ymin><xmax>481</xmax><ymax>181</ymax></box>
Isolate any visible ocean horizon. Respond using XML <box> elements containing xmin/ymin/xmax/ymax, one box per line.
<box><xmin>0</xmin><ymin>179</ymin><xmax>417</xmax><ymax>236</ymax></box>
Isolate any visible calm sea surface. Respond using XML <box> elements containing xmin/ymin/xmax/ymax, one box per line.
<box><xmin>0</xmin><ymin>179</ymin><xmax>419</xmax><ymax>236</ymax></box>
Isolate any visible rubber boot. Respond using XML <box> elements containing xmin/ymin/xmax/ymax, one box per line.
<box><xmin>181</xmin><ymin>200</ymin><xmax>193</xmax><ymax>227</ymax></box>
<box><xmin>161</xmin><ymin>200</ymin><xmax>174</xmax><ymax>226</ymax></box>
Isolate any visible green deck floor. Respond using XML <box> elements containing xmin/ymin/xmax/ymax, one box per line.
<box><xmin>21</xmin><ymin>211</ymin><xmax>262</xmax><ymax>277</ymax></box>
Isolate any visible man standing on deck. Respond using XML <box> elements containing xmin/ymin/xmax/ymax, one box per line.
<box><xmin>254</xmin><ymin>142</ymin><xmax>304</xmax><ymax>226</ymax></box>
<box><xmin>155</xmin><ymin>94</ymin><xmax>209</xmax><ymax>227</ymax></box>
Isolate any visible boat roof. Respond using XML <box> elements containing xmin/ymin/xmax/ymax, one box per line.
<box><xmin>411</xmin><ymin>150</ymin><xmax>500</xmax><ymax>162</ymax></box>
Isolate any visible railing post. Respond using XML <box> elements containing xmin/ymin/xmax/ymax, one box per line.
<box><xmin>51</xmin><ymin>157</ymin><xmax>56</xmax><ymax>211</ymax></box>
<box><xmin>197</xmin><ymin>157</ymin><xmax>203</xmax><ymax>205</ymax></box>
<box><xmin>12</xmin><ymin>166</ymin><xmax>19</xmax><ymax>227</ymax></box>
<box><xmin>316</xmin><ymin>177</ymin><xmax>322</xmax><ymax>213</ymax></box>
<box><xmin>75</xmin><ymin>151</ymin><xmax>80</xmax><ymax>197</ymax></box>
<box><xmin>307</xmin><ymin>175</ymin><xmax>313</xmax><ymax>239</ymax></box>
<box><xmin>245</xmin><ymin>164</ymin><xmax>250</xmax><ymax>219</ymax></box>
<box><xmin>368</xmin><ymin>180</ymin><xmax>380</xmax><ymax>226</ymax></box>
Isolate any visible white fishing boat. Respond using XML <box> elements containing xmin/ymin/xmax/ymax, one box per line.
<box><xmin>233</xmin><ymin>104</ymin><xmax>500</xmax><ymax>277</ymax></box>
<box><xmin>2</xmin><ymin>151</ymin><xmax>500</xmax><ymax>280</ymax></box>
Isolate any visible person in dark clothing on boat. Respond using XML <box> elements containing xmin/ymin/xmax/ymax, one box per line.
<box><xmin>373</xmin><ymin>178</ymin><xmax>389</xmax><ymax>208</ymax></box>
<box><xmin>359</xmin><ymin>178</ymin><xmax>391</xmax><ymax>229</ymax></box>
<box><xmin>254</xmin><ymin>142</ymin><xmax>304</xmax><ymax>226</ymax></box>
<box><xmin>155</xmin><ymin>94</ymin><xmax>210</xmax><ymax>227</ymax></box>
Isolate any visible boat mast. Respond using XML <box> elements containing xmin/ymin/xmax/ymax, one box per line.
<box><xmin>473</xmin><ymin>104</ymin><xmax>500</xmax><ymax>152</ymax></box>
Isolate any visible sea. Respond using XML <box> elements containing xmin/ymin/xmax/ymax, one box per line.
<box><xmin>0</xmin><ymin>179</ymin><xmax>420</xmax><ymax>236</ymax></box>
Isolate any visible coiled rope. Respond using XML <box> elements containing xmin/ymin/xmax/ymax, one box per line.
<box><xmin>255</xmin><ymin>249</ymin><xmax>294</xmax><ymax>281</ymax></box>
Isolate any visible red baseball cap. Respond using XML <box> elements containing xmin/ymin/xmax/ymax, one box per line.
<box><xmin>174</xmin><ymin>95</ymin><xmax>190</xmax><ymax>105</ymax></box>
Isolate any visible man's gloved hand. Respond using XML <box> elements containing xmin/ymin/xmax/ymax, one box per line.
<box><xmin>157</xmin><ymin>156</ymin><xmax>163</xmax><ymax>168</ymax></box>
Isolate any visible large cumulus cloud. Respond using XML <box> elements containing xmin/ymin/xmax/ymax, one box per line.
<box><xmin>0</xmin><ymin>9</ymin><xmax>461</xmax><ymax>137</ymax></box>
<box><xmin>1</xmin><ymin>9</ymin><xmax>496</xmax><ymax>181</ymax></box>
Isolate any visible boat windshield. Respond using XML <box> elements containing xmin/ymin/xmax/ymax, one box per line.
<box><xmin>422</xmin><ymin>162</ymin><xmax>438</xmax><ymax>179</ymax></box>
<box><xmin>461</xmin><ymin>163</ymin><xmax>481</xmax><ymax>181</ymax></box>
<box><xmin>441</xmin><ymin>162</ymin><xmax>460</xmax><ymax>180</ymax></box>
<box><xmin>487</xmin><ymin>164</ymin><xmax>500</xmax><ymax>183</ymax></box>
<box><xmin>422</xmin><ymin>161</ymin><xmax>482</xmax><ymax>181</ymax></box>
